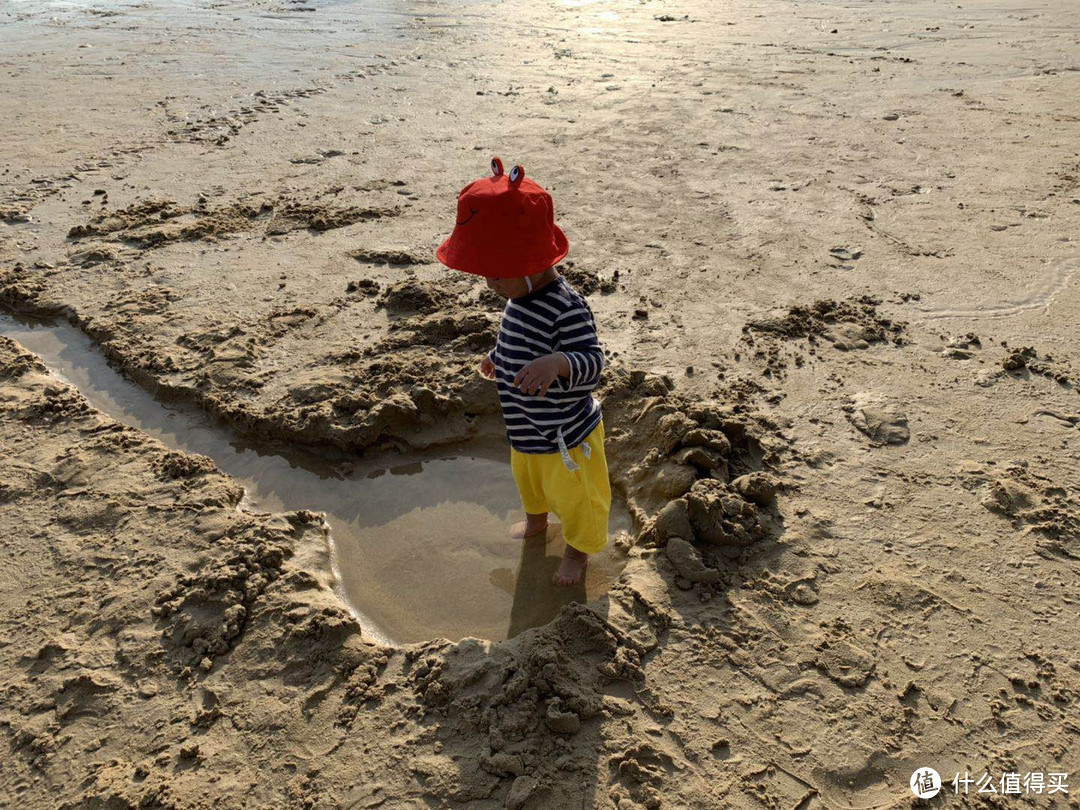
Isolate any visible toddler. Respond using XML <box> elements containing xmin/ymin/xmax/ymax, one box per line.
<box><xmin>435</xmin><ymin>157</ymin><xmax>610</xmax><ymax>586</ymax></box>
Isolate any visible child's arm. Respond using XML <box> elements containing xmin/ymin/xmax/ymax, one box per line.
<box><xmin>512</xmin><ymin>353</ymin><xmax>568</xmax><ymax>396</ymax></box>
<box><xmin>512</xmin><ymin>305</ymin><xmax>604</xmax><ymax>396</ymax></box>
<box><xmin>553</xmin><ymin>304</ymin><xmax>604</xmax><ymax>391</ymax></box>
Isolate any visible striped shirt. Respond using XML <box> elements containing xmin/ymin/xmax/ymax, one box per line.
<box><xmin>488</xmin><ymin>276</ymin><xmax>604</xmax><ymax>455</ymax></box>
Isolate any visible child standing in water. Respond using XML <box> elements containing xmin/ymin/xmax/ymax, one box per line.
<box><xmin>435</xmin><ymin>157</ymin><xmax>611</xmax><ymax>586</ymax></box>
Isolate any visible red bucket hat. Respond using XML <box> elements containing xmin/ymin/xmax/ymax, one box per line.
<box><xmin>435</xmin><ymin>157</ymin><xmax>569</xmax><ymax>279</ymax></box>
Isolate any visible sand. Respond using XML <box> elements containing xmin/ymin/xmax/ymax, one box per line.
<box><xmin>2</xmin><ymin>0</ymin><xmax>1080</xmax><ymax>806</ymax></box>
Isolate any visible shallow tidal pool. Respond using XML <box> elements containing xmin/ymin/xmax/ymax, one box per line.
<box><xmin>1</xmin><ymin>313</ymin><xmax>632</xmax><ymax>644</ymax></box>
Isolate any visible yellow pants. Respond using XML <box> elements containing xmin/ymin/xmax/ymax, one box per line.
<box><xmin>510</xmin><ymin>420</ymin><xmax>611</xmax><ymax>555</ymax></box>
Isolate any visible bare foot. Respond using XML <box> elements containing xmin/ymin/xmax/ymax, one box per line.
<box><xmin>511</xmin><ymin>514</ymin><xmax>548</xmax><ymax>539</ymax></box>
<box><xmin>552</xmin><ymin>545</ymin><xmax>588</xmax><ymax>586</ymax></box>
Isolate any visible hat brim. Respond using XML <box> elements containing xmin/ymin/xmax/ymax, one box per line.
<box><xmin>436</xmin><ymin>224</ymin><xmax>569</xmax><ymax>279</ymax></box>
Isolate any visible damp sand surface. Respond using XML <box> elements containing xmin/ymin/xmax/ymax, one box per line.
<box><xmin>0</xmin><ymin>313</ymin><xmax>631</xmax><ymax>645</ymax></box>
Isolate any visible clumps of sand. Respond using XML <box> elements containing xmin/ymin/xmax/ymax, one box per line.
<box><xmin>744</xmin><ymin>295</ymin><xmax>907</xmax><ymax>346</ymax></box>
<box><xmin>377</xmin><ymin>278</ymin><xmax>442</xmax><ymax>314</ymax></box>
<box><xmin>940</xmin><ymin>331</ymin><xmax>982</xmax><ymax>359</ymax></box>
<box><xmin>409</xmin><ymin>597</ymin><xmax>664</xmax><ymax>807</ymax></box>
<box><xmin>1001</xmin><ymin>344</ymin><xmax>1074</xmax><ymax>386</ymax></box>
<box><xmin>153</xmin><ymin>449</ymin><xmax>219</xmax><ymax>479</ymax></box>
<box><xmin>586</xmin><ymin>369</ymin><xmax>783</xmax><ymax>600</ymax></box>
<box><xmin>380</xmin><ymin>310</ymin><xmax>497</xmax><ymax>355</ymax></box>
<box><xmin>0</xmin><ymin>264</ymin><xmax>48</xmax><ymax>311</ymax></box>
<box><xmin>948</xmin><ymin>338</ymin><xmax>1078</xmax><ymax>390</ymax></box>
<box><xmin>0</xmin><ymin>334</ymin><xmax>46</xmax><ymax>379</ymax></box>
<box><xmin>653</xmin><ymin>475</ymin><xmax>768</xmax><ymax>550</ymax></box>
<box><xmin>265</xmin><ymin>199</ymin><xmax>398</xmax><ymax>235</ymax></box>
<box><xmin>346</xmin><ymin>277</ymin><xmax>381</xmax><ymax>295</ymax></box>
<box><xmin>741</xmin><ymin>295</ymin><xmax>908</xmax><ymax>375</ymax></box>
<box><xmin>351</xmin><ymin>247</ymin><xmax>426</xmax><ymax>265</ymax></box>
<box><xmin>0</xmin><ymin>205</ymin><xmax>31</xmax><ymax>224</ymax></box>
<box><xmin>152</xmin><ymin>508</ymin><xmax>336</xmax><ymax>677</ymax></box>
<box><xmin>67</xmin><ymin>197</ymin><xmax>264</xmax><ymax>245</ymax></box>
<box><xmin>69</xmin><ymin>245</ymin><xmax>122</xmax><ymax>267</ymax></box>
<box><xmin>554</xmin><ymin>261</ymin><xmax>618</xmax><ymax>296</ymax></box>
<box><xmin>972</xmin><ymin>461</ymin><xmax>1080</xmax><ymax>558</ymax></box>
<box><xmin>600</xmin><ymin>370</ymin><xmax>775</xmax><ymax>515</ymax></box>
<box><xmin>64</xmin><ymin>193</ymin><xmax>400</xmax><ymax>249</ymax></box>
<box><xmin>281</xmin><ymin>346</ymin><xmax>495</xmax><ymax>450</ymax></box>
<box><xmin>478</xmin><ymin>285</ymin><xmax>507</xmax><ymax>310</ymax></box>
<box><xmin>1</xmin><ymin>268</ymin><xmax>501</xmax><ymax>454</ymax></box>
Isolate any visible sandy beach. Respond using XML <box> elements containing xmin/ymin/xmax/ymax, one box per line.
<box><xmin>2</xmin><ymin>0</ymin><xmax>1080</xmax><ymax>806</ymax></box>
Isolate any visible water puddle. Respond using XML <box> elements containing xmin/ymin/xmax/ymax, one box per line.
<box><xmin>0</xmin><ymin>313</ymin><xmax>632</xmax><ymax>646</ymax></box>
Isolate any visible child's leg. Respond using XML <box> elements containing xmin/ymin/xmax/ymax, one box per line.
<box><xmin>553</xmin><ymin>545</ymin><xmax>589</xmax><ymax>587</ymax></box>
<box><xmin>512</xmin><ymin>512</ymin><xmax>548</xmax><ymax>539</ymax></box>
<box><xmin>510</xmin><ymin>447</ymin><xmax>550</xmax><ymax>538</ymax></box>
<box><xmin>544</xmin><ymin>421</ymin><xmax>611</xmax><ymax>585</ymax></box>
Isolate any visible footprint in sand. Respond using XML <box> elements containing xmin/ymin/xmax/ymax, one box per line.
<box><xmin>828</xmin><ymin>245</ymin><xmax>863</xmax><ymax>270</ymax></box>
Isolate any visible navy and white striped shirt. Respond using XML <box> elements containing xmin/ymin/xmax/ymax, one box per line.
<box><xmin>488</xmin><ymin>276</ymin><xmax>604</xmax><ymax>454</ymax></box>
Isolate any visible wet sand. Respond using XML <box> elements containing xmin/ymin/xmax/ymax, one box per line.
<box><xmin>3</xmin><ymin>0</ymin><xmax>1080</xmax><ymax>807</ymax></box>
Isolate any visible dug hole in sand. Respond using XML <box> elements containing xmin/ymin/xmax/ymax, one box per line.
<box><xmin>0</xmin><ymin>312</ymin><xmax>637</xmax><ymax>645</ymax></box>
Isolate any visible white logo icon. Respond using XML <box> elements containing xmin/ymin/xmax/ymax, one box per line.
<box><xmin>911</xmin><ymin>768</ymin><xmax>942</xmax><ymax>799</ymax></box>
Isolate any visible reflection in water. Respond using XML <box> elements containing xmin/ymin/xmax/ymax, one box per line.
<box><xmin>0</xmin><ymin>313</ymin><xmax>631</xmax><ymax>645</ymax></box>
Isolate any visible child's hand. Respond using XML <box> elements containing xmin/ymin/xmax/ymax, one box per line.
<box><xmin>479</xmin><ymin>354</ymin><xmax>496</xmax><ymax>380</ymax></box>
<box><xmin>513</xmin><ymin>353</ymin><xmax>569</xmax><ymax>397</ymax></box>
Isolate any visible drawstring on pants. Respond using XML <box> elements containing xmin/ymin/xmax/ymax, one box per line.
<box><xmin>556</xmin><ymin>426</ymin><xmax>591</xmax><ymax>471</ymax></box>
<box><xmin>556</xmin><ymin>426</ymin><xmax>579</xmax><ymax>472</ymax></box>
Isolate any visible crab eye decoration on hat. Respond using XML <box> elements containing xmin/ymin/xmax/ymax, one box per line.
<box><xmin>435</xmin><ymin>157</ymin><xmax>568</xmax><ymax>279</ymax></box>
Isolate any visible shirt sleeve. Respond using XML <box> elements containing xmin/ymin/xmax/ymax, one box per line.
<box><xmin>554</xmin><ymin>303</ymin><xmax>604</xmax><ymax>390</ymax></box>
